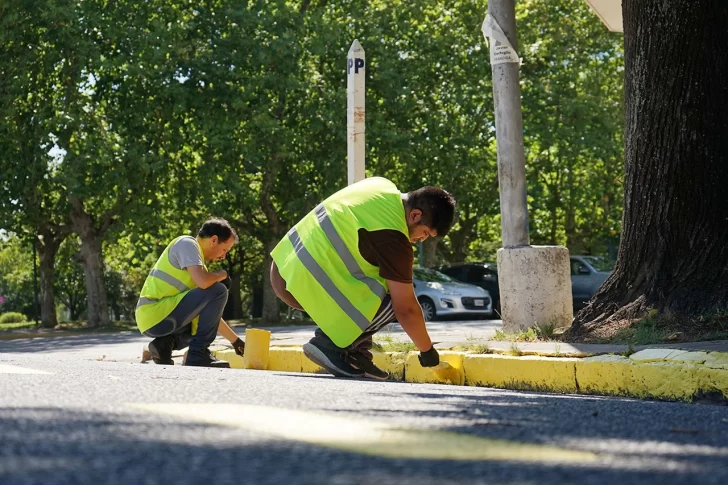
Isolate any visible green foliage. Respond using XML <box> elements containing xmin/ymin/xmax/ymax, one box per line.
<box><xmin>0</xmin><ymin>0</ymin><xmax>625</xmax><ymax>321</ymax></box>
<box><xmin>0</xmin><ymin>236</ymin><xmax>35</xmax><ymax>316</ymax></box>
<box><xmin>0</xmin><ymin>312</ymin><xmax>27</xmax><ymax>324</ymax></box>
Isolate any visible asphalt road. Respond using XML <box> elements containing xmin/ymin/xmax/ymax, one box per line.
<box><xmin>1</xmin><ymin>345</ymin><xmax>727</xmax><ymax>485</ymax></box>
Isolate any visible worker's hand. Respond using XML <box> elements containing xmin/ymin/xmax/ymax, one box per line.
<box><xmin>233</xmin><ymin>337</ymin><xmax>245</xmax><ymax>357</ymax></box>
<box><xmin>418</xmin><ymin>346</ymin><xmax>439</xmax><ymax>367</ymax></box>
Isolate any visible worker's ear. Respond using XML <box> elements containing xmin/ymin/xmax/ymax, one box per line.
<box><xmin>408</xmin><ymin>209</ymin><xmax>423</xmax><ymax>225</ymax></box>
<box><xmin>210</xmin><ymin>235</ymin><xmax>218</xmax><ymax>245</ymax></box>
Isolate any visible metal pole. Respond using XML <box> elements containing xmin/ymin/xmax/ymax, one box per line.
<box><xmin>32</xmin><ymin>237</ymin><xmax>39</xmax><ymax>325</ymax></box>
<box><xmin>347</xmin><ymin>39</ymin><xmax>366</xmax><ymax>185</ymax></box>
<box><xmin>485</xmin><ymin>1</ymin><xmax>530</xmax><ymax>247</ymax></box>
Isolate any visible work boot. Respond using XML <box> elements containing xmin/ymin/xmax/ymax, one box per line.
<box><xmin>345</xmin><ymin>351</ymin><xmax>389</xmax><ymax>381</ymax></box>
<box><xmin>302</xmin><ymin>341</ymin><xmax>364</xmax><ymax>378</ymax></box>
<box><xmin>184</xmin><ymin>348</ymin><xmax>230</xmax><ymax>368</ymax></box>
<box><xmin>148</xmin><ymin>335</ymin><xmax>176</xmax><ymax>365</ymax></box>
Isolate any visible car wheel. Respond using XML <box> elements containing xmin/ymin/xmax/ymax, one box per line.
<box><xmin>418</xmin><ymin>297</ymin><xmax>437</xmax><ymax>322</ymax></box>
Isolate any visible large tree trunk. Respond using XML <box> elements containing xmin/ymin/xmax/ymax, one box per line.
<box><xmin>261</xmin><ymin>239</ymin><xmax>281</xmax><ymax>323</ymax></box>
<box><xmin>36</xmin><ymin>224</ymin><xmax>70</xmax><ymax>329</ymax></box>
<box><xmin>69</xmin><ymin>198</ymin><xmax>110</xmax><ymax>327</ymax></box>
<box><xmin>36</xmin><ymin>232</ymin><xmax>62</xmax><ymax>328</ymax></box>
<box><xmin>568</xmin><ymin>1</ymin><xmax>728</xmax><ymax>338</ymax></box>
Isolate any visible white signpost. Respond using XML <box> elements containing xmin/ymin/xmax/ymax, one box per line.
<box><xmin>347</xmin><ymin>39</ymin><xmax>366</xmax><ymax>185</ymax></box>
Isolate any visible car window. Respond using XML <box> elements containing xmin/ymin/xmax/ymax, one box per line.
<box><xmin>413</xmin><ymin>268</ymin><xmax>456</xmax><ymax>283</ymax></box>
<box><xmin>466</xmin><ymin>267</ymin><xmax>486</xmax><ymax>283</ymax></box>
<box><xmin>570</xmin><ymin>260</ymin><xmax>588</xmax><ymax>275</ymax></box>
<box><xmin>583</xmin><ymin>256</ymin><xmax>615</xmax><ymax>272</ymax></box>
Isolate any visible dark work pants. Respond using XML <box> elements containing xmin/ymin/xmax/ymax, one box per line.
<box><xmin>142</xmin><ymin>283</ymin><xmax>228</xmax><ymax>352</ymax></box>
<box><xmin>309</xmin><ymin>295</ymin><xmax>397</xmax><ymax>361</ymax></box>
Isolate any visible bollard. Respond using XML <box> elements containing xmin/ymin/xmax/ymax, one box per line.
<box><xmin>243</xmin><ymin>328</ymin><xmax>271</xmax><ymax>370</ymax></box>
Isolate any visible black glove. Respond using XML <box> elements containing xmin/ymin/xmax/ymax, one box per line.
<box><xmin>418</xmin><ymin>346</ymin><xmax>439</xmax><ymax>367</ymax></box>
<box><xmin>233</xmin><ymin>338</ymin><xmax>245</xmax><ymax>357</ymax></box>
<box><xmin>221</xmin><ymin>275</ymin><xmax>232</xmax><ymax>289</ymax></box>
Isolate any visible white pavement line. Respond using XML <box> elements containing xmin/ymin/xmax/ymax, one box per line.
<box><xmin>128</xmin><ymin>403</ymin><xmax>596</xmax><ymax>463</ymax></box>
<box><xmin>0</xmin><ymin>364</ymin><xmax>53</xmax><ymax>375</ymax></box>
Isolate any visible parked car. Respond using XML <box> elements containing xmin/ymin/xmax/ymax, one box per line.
<box><xmin>436</xmin><ymin>262</ymin><xmax>500</xmax><ymax>313</ymax></box>
<box><xmin>570</xmin><ymin>255</ymin><xmax>614</xmax><ymax>309</ymax></box>
<box><xmin>413</xmin><ymin>267</ymin><xmax>493</xmax><ymax>321</ymax></box>
<box><xmin>438</xmin><ymin>256</ymin><xmax>615</xmax><ymax>311</ymax></box>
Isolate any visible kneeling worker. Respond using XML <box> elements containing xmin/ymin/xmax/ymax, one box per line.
<box><xmin>136</xmin><ymin>218</ymin><xmax>246</xmax><ymax>367</ymax></box>
<box><xmin>270</xmin><ymin>176</ymin><xmax>456</xmax><ymax>379</ymax></box>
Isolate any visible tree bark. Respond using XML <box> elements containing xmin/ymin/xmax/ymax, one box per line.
<box><xmin>36</xmin><ymin>230</ymin><xmax>63</xmax><ymax>328</ymax></box>
<box><xmin>569</xmin><ymin>0</ymin><xmax>728</xmax><ymax>337</ymax></box>
<box><xmin>69</xmin><ymin>198</ymin><xmax>110</xmax><ymax>327</ymax></box>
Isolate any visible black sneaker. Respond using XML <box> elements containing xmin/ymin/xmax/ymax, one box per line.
<box><xmin>148</xmin><ymin>336</ymin><xmax>175</xmax><ymax>365</ymax></box>
<box><xmin>184</xmin><ymin>348</ymin><xmax>230</xmax><ymax>368</ymax></box>
<box><xmin>302</xmin><ymin>342</ymin><xmax>364</xmax><ymax>378</ymax></box>
<box><xmin>345</xmin><ymin>351</ymin><xmax>390</xmax><ymax>381</ymax></box>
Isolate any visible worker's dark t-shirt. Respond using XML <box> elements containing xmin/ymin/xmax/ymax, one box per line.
<box><xmin>358</xmin><ymin>229</ymin><xmax>413</xmax><ymax>284</ymax></box>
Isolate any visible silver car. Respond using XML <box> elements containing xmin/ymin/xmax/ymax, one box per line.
<box><xmin>413</xmin><ymin>267</ymin><xmax>493</xmax><ymax>321</ymax></box>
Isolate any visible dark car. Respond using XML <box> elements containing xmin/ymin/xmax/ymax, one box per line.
<box><xmin>569</xmin><ymin>255</ymin><xmax>614</xmax><ymax>309</ymax></box>
<box><xmin>438</xmin><ymin>257</ymin><xmax>615</xmax><ymax>312</ymax></box>
<box><xmin>436</xmin><ymin>262</ymin><xmax>500</xmax><ymax>314</ymax></box>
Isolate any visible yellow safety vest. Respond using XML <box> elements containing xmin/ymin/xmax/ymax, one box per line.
<box><xmin>135</xmin><ymin>236</ymin><xmax>204</xmax><ymax>334</ymax></box>
<box><xmin>271</xmin><ymin>177</ymin><xmax>409</xmax><ymax>347</ymax></box>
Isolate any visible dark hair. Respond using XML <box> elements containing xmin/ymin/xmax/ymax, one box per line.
<box><xmin>198</xmin><ymin>218</ymin><xmax>238</xmax><ymax>243</ymax></box>
<box><xmin>406</xmin><ymin>186</ymin><xmax>456</xmax><ymax>237</ymax></box>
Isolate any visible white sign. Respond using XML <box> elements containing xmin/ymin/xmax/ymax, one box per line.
<box><xmin>482</xmin><ymin>13</ymin><xmax>521</xmax><ymax>66</ymax></box>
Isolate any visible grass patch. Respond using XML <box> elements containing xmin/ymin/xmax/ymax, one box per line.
<box><xmin>453</xmin><ymin>342</ymin><xmax>491</xmax><ymax>354</ymax></box>
<box><xmin>508</xmin><ymin>343</ymin><xmax>524</xmax><ymax>356</ymax></box>
<box><xmin>0</xmin><ymin>321</ymin><xmax>36</xmax><ymax>331</ymax></box>
<box><xmin>372</xmin><ymin>334</ymin><xmax>418</xmax><ymax>353</ymax></box>
<box><xmin>493</xmin><ymin>327</ymin><xmax>539</xmax><ymax>342</ymax></box>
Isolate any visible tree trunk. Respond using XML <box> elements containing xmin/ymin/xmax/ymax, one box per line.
<box><xmin>422</xmin><ymin>238</ymin><xmax>439</xmax><ymax>268</ymax></box>
<box><xmin>69</xmin><ymin>198</ymin><xmax>110</xmax><ymax>328</ymax></box>
<box><xmin>37</xmin><ymin>234</ymin><xmax>61</xmax><ymax>328</ymax></box>
<box><xmin>568</xmin><ymin>0</ymin><xmax>728</xmax><ymax>337</ymax></box>
<box><xmin>261</xmin><ymin>239</ymin><xmax>281</xmax><ymax>323</ymax></box>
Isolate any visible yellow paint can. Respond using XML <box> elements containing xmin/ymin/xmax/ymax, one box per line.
<box><xmin>243</xmin><ymin>328</ymin><xmax>271</xmax><ymax>370</ymax></box>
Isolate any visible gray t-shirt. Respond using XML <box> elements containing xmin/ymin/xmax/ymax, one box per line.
<box><xmin>168</xmin><ymin>236</ymin><xmax>204</xmax><ymax>270</ymax></box>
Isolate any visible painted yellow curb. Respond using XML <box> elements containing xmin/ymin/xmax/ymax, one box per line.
<box><xmin>405</xmin><ymin>352</ymin><xmax>465</xmax><ymax>385</ymax></box>
<box><xmin>465</xmin><ymin>355</ymin><xmax>579</xmax><ymax>393</ymax></box>
<box><xmin>213</xmin><ymin>346</ymin><xmax>728</xmax><ymax>402</ymax></box>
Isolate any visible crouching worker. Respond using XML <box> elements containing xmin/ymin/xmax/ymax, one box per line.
<box><xmin>136</xmin><ymin>218</ymin><xmax>246</xmax><ymax>368</ymax></box>
<box><xmin>270</xmin><ymin>176</ymin><xmax>456</xmax><ymax>379</ymax></box>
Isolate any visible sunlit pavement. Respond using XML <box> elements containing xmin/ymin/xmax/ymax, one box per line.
<box><xmin>1</xmin><ymin>351</ymin><xmax>727</xmax><ymax>485</ymax></box>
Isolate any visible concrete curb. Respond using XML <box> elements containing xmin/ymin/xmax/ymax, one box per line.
<box><xmin>213</xmin><ymin>346</ymin><xmax>728</xmax><ymax>403</ymax></box>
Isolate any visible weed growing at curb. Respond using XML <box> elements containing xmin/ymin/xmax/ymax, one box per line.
<box><xmin>373</xmin><ymin>335</ymin><xmax>418</xmax><ymax>353</ymax></box>
<box><xmin>508</xmin><ymin>343</ymin><xmax>524</xmax><ymax>356</ymax></box>
<box><xmin>453</xmin><ymin>342</ymin><xmax>491</xmax><ymax>354</ymax></box>
<box><xmin>493</xmin><ymin>328</ymin><xmax>540</xmax><ymax>342</ymax></box>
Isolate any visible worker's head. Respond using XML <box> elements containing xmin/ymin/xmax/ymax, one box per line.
<box><xmin>197</xmin><ymin>218</ymin><xmax>238</xmax><ymax>262</ymax></box>
<box><xmin>403</xmin><ymin>186</ymin><xmax>456</xmax><ymax>243</ymax></box>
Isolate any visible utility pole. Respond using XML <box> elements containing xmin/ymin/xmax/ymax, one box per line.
<box><xmin>484</xmin><ymin>1</ymin><xmax>529</xmax><ymax>248</ymax></box>
<box><xmin>483</xmin><ymin>1</ymin><xmax>573</xmax><ymax>332</ymax></box>
<box><xmin>347</xmin><ymin>39</ymin><xmax>366</xmax><ymax>185</ymax></box>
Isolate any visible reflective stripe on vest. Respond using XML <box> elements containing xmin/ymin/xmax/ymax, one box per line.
<box><xmin>288</xmin><ymin>227</ymin><xmax>371</xmax><ymax>332</ymax></box>
<box><xmin>149</xmin><ymin>268</ymin><xmax>191</xmax><ymax>292</ymax></box>
<box><xmin>314</xmin><ymin>205</ymin><xmax>387</xmax><ymax>301</ymax></box>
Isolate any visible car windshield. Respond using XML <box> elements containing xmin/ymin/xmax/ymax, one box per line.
<box><xmin>584</xmin><ymin>256</ymin><xmax>615</xmax><ymax>272</ymax></box>
<box><xmin>413</xmin><ymin>268</ymin><xmax>456</xmax><ymax>283</ymax></box>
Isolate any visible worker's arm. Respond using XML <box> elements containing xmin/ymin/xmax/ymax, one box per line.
<box><xmin>217</xmin><ymin>318</ymin><xmax>239</xmax><ymax>343</ymax></box>
<box><xmin>187</xmin><ymin>265</ymin><xmax>228</xmax><ymax>289</ymax></box>
<box><xmin>387</xmin><ymin>279</ymin><xmax>433</xmax><ymax>352</ymax></box>
<box><xmin>218</xmin><ymin>318</ymin><xmax>246</xmax><ymax>356</ymax></box>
